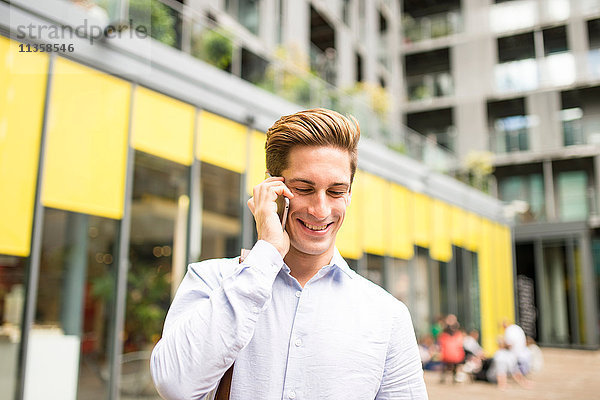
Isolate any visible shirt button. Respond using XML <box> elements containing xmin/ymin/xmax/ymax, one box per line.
<box><xmin>288</xmin><ymin>390</ymin><xmax>296</xmax><ymax>399</ymax></box>
<box><xmin>295</xmin><ymin>291</ymin><xmax>301</xmax><ymax>298</ymax></box>
<box><xmin>252</xmin><ymin>306</ymin><xmax>260</xmax><ymax>313</ymax></box>
<box><xmin>295</xmin><ymin>338</ymin><xmax>303</xmax><ymax>347</ymax></box>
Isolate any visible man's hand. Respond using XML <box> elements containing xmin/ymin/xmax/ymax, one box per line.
<box><xmin>247</xmin><ymin>176</ymin><xmax>294</xmax><ymax>258</ymax></box>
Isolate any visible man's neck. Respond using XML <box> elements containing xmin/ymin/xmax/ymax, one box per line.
<box><xmin>284</xmin><ymin>246</ymin><xmax>335</xmax><ymax>288</ymax></box>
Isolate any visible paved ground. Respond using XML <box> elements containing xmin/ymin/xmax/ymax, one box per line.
<box><xmin>424</xmin><ymin>347</ymin><xmax>600</xmax><ymax>399</ymax></box>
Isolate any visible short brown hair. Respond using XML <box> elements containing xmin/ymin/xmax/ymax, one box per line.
<box><xmin>265</xmin><ymin>108</ymin><xmax>360</xmax><ymax>183</ymax></box>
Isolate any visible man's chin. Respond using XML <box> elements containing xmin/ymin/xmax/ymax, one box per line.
<box><xmin>289</xmin><ymin>241</ymin><xmax>334</xmax><ymax>257</ymax></box>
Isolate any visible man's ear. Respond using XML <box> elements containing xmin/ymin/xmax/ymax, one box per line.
<box><xmin>345</xmin><ymin>191</ymin><xmax>352</xmax><ymax>206</ymax></box>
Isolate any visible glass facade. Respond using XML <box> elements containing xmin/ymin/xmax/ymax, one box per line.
<box><xmin>120</xmin><ymin>151</ymin><xmax>190</xmax><ymax>399</ymax></box>
<box><xmin>0</xmin><ymin>256</ymin><xmax>26</xmax><ymax>400</ymax></box>
<box><xmin>25</xmin><ymin>209</ymin><xmax>119</xmax><ymax>400</ymax></box>
<box><xmin>499</xmin><ymin>174</ymin><xmax>545</xmax><ymax>222</ymax></box>
<box><xmin>557</xmin><ymin>171</ymin><xmax>588</xmax><ymax>221</ymax></box>
<box><xmin>200</xmin><ymin>162</ymin><xmax>242</xmax><ymax>261</ymax></box>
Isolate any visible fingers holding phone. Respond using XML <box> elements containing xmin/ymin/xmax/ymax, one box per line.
<box><xmin>247</xmin><ymin>175</ymin><xmax>293</xmax><ymax>257</ymax></box>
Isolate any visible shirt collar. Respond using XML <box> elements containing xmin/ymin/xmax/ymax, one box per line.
<box><xmin>330</xmin><ymin>247</ymin><xmax>355</xmax><ymax>279</ymax></box>
<box><xmin>280</xmin><ymin>248</ymin><xmax>355</xmax><ymax>279</ymax></box>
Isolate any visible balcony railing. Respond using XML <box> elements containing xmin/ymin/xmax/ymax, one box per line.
<box><xmin>494</xmin><ymin>52</ymin><xmax>576</xmax><ymax>94</ymax></box>
<box><xmin>406</xmin><ymin>71</ymin><xmax>453</xmax><ymax>102</ymax></box>
<box><xmin>489</xmin><ymin>116</ymin><xmax>531</xmax><ymax>154</ymax></box>
<box><xmin>403</xmin><ymin>11</ymin><xmax>462</xmax><ymax>44</ymax></box>
<box><xmin>121</xmin><ymin>0</ymin><xmax>459</xmax><ymax>172</ymax></box>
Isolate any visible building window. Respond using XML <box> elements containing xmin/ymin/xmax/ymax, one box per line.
<box><xmin>241</xmin><ymin>47</ymin><xmax>268</xmax><ymax>85</ymax></box>
<box><xmin>121</xmin><ymin>151</ymin><xmax>190</xmax><ymax>398</ymax></box>
<box><xmin>543</xmin><ymin>25</ymin><xmax>568</xmax><ymax>56</ymax></box>
<box><xmin>404</xmin><ymin>48</ymin><xmax>453</xmax><ymax>101</ymax></box>
<box><xmin>561</xmin><ymin>87</ymin><xmax>600</xmax><ymax>147</ymax></box>
<box><xmin>557</xmin><ymin>171</ymin><xmax>589</xmax><ymax>221</ymax></box>
<box><xmin>495</xmin><ymin>32</ymin><xmax>537</xmax><ymax>92</ymax></box>
<box><xmin>27</xmin><ymin>209</ymin><xmax>119</xmax><ymax>400</ymax></box>
<box><xmin>310</xmin><ymin>6</ymin><xmax>337</xmax><ymax>84</ymax></box>
<box><xmin>365</xmin><ymin>253</ymin><xmax>384</xmax><ymax>286</ymax></box>
<box><xmin>226</xmin><ymin>0</ymin><xmax>260</xmax><ymax>35</ymax></box>
<box><xmin>498</xmin><ymin>173</ymin><xmax>545</xmax><ymax>223</ymax></box>
<box><xmin>406</xmin><ymin>107</ymin><xmax>455</xmax><ymax>152</ymax></box>
<box><xmin>0</xmin><ymin>255</ymin><xmax>26</xmax><ymax>400</ymax></box>
<box><xmin>487</xmin><ymin>97</ymin><xmax>530</xmax><ymax>153</ymax></box>
<box><xmin>200</xmin><ymin>162</ymin><xmax>242</xmax><ymax>260</ymax></box>
<box><xmin>588</xmin><ymin>18</ymin><xmax>600</xmax><ymax>79</ymax></box>
<box><xmin>402</xmin><ymin>0</ymin><xmax>463</xmax><ymax>43</ymax></box>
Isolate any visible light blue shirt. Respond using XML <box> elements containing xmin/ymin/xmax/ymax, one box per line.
<box><xmin>151</xmin><ymin>240</ymin><xmax>428</xmax><ymax>399</ymax></box>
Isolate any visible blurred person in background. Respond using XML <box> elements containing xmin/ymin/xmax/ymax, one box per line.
<box><xmin>438</xmin><ymin>314</ymin><xmax>465</xmax><ymax>383</ymax></box>
<box><xmin>503</xmin><ymin>319</ymin><xmax>532</xmax><ymax>375</ymax></box>
<box><xmin>476</xmin><ymin>337</ymin><xmax>532</xmax><ymax>390</ymax></box>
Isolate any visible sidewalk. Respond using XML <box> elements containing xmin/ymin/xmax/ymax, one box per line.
<box><xmin>424</xmin><ymin>348</ymin><xmax>600</xmax><ymax>399</ymax></box>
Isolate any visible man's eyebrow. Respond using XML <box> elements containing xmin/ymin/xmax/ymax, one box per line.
<box><xmin>287</xmin><ymin>178</ymin><xmax>350</xmax><ymax>187</ymax></box>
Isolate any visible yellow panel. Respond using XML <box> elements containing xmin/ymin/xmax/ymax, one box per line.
<box><xmin>478</xmin><ymin>219</ymin><xmax>497</xmax><ymax>355</ymax></box>
<box><xmin>389</xmin><ymin>184</ymin><xmax>414</xmax><ymax>260</ymax></box>
<box><xmin>465</xmin><ymin>212</ymin><xmax>481</xmax><ymax>252</ymax></box>
<box><xmin>131</xmin><ymin>86</ymin><xmax>194</xmax><ymax>165</ymax></box>
<box><xmin>450</xmin><ymin>206</ymin><xmax>466</xmax><ymax>247</ymax></box>
<box><xmin>498</xmin><ymin>224</ymin><xmax>515</xmax><ymax>324</ymax></box>
<box><xmin>362</xmin><ymin>173</ymin><xmax>387</xmax><ymax>255</ymax></box>
<box><xmin>246</xmin><ymin>130</ymin><xmax>266</xmax><ymax>194</ymax></box>
<box><xmin>337</xmin><ymin>170</ymin><xmax>363</xmax><ymax>259</ymax></box>
<box><xmin>413</xmin><ymin>192</ymin><xmax>431</xmax><ymax>248</ymax></box>
<box><xmin>42</xmin><ymin>57</ymin><xmax>130</xmax><ymax>219</ymax></box>
<box><xmin>197</xmin><ymin>111</ymin><xmax>246</xmax><ymax>173</ymax></box>
<box><xmin>504</xmin><ymin>226</ymin><xmax>516</xmax><ymax>322</ymax></box>
<box><xmin>0</xmin><ymin>37</ymin><xmax>48</xmax><ymax>256</ymax></box>
<box><xmin>430</xmin><ymin>200</ymin><xmax>452</xmax><ymax>262</ymax></box>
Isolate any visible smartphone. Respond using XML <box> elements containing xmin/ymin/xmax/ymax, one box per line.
<box><xmin>276</xmin><ymin>195</ymin><xmax>290</xmax><ymax>230</ymax></box>
<box><xmin>266</xmin><ymin>173</ymin><xmax>290</xmax><ymax>230</ymax></box>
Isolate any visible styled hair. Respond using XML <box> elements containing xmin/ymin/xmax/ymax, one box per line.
<box><xmin>265</xmin><ymin>108</ymin><xmax>361</xmax><ymax>183</ymax></box>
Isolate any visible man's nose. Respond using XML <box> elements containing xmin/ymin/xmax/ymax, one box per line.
<box><xmin>308</xmin><ymin>191</ymin><xmax>330</xmax><ymax>220</ymax></box>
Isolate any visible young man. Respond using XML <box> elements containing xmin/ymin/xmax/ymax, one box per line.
<box><xmin>150</xmin><ymin>109</ymin><xmax>428</xmax><ymax>399</ymax></box>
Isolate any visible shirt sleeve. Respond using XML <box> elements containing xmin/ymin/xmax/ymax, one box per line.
<box><xmin>150</xmin><ymin>240</ymin><xmax>283</xmax><ymax>400</ymax></box>
<box><xmin>375</xmin><ymin>302</ymin><xmax>429</xmax><ymax>400</ymax></box>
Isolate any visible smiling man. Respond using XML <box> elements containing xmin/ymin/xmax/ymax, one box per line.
<box><xmin>150</xmin><ymin>109</ymin><xmax>428</xmax><ymax>399</ymax></box>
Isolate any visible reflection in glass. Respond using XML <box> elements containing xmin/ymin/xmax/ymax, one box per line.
<box><xmin>557</xmin><ymin>171</ymin><xmax>588</xmax><ymax>221</ymax></box>
<box><xmin>414</xmin><ymin>248</ymin><xmax>431</xmax><ymax>337</ymax></box>
<box><xmin>498</xmin><ymin>174</ymin><xmax>545</xmax><ymax>222</ymax></box>
<box><xmin>388</xmin><ymin>257</ymin><xmax>410</xmax><ymax>304</ymax></box>
<box><xmin>200</xmin><ymin>162</ymin><xmax>242</xmax><ymax>260</ymax></box>
<box><xmin>491</xmin><ymin>115</ymin><xmax>531</xmax><ymax>153</ymax></box>
<box><xmin>0</xmin><ymin>256</ymin><xmax>26</xmax><ymax>400</ymax></box>
<box><xmin>25</xmin><ymin>209</ymin><xmax>118</xmax><ymax>400</ymax></box>
<box><xmin>365</xmin><ymin>253</ymin><xmax>384</xmax><ymax>286</ymax></box>
<box><xmin>541</xmin><ymin>243</ymin><xmax>570</xmax><ymax>344</ymax></box>
<box><xmin>122</xmin><ymin>151</ymin><xmax>189</xmax><ymax>399</ymax></box>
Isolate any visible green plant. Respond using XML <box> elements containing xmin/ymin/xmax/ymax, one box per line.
<box><xmin>192</xmin><ymin>28</ymin><xmax>233</xmax><ymax>70</ymax></box>
<box><xmin>464</xmin><ymin>151</ymin><xmax>494</xmax><ymax>193</ymax></box>
<box><xmin>129</xmin><ymin>0</ymin><xmax>177</xmax><ymax>47</ymax></box>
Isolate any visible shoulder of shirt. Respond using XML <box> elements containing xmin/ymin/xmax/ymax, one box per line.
<box><xmin>186</xmin><ymin>256</ymin><xmax>241</xmax><ymax>283</ymax></box>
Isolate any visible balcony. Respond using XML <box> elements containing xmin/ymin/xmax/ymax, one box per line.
<box><xmin>122</xmin><ymin>0</ymin><xmax>459</xmax><ymax>172</ymax></box>
<box><xmin>562</xmin><ymin>113</ymin><xmax>600</xmax><ymax>147</ymax></box>
<box><xmin>494</xmin><ymin>53</ymin><xmax>575</xmax><ymax>94</ymax></box>
<box><xmin>402</xmin><ymin>11</ymin><xmax>462</xmax><ymax>44</ymax></box>
<box><xmin>489</xmin><ymin>116</ymin><xmax>530</xmax><ymax>154</ymax></box>
<box><xmin>406</xmin><ymin>71</ymin><xmax>453</xmax><ymax>102</ymax></box>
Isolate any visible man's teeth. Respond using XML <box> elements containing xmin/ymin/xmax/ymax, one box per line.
<box><xmin>302</xmin><ymin>221</ymin><xmax>329</xmax><ymax>231</ymax></box>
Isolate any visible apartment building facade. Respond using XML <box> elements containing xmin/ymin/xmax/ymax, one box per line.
<box><xmin>397</xmin><ymin>0</ymin><xmax>600</xmax><ymax>350</ymax></box>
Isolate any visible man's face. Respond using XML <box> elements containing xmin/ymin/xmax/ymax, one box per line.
<box><xmin>281</xmin><ymin>146</ymin><xmax>352</xmax><ymax>258</ymax></box>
